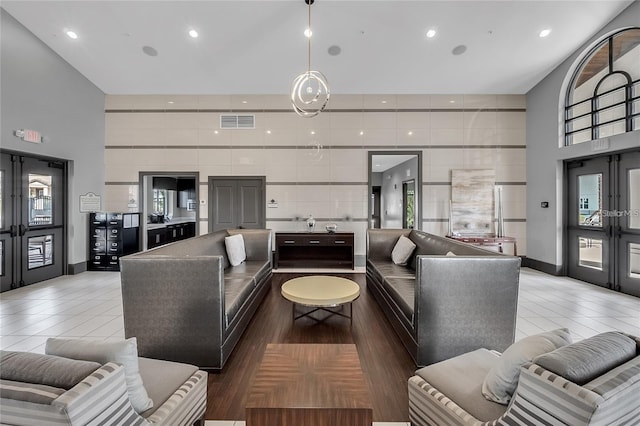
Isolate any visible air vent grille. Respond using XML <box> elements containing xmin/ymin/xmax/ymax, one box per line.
<box><xmin>220</xmin><ymin>114</ymin><xmax>255</xmax><ymax>129</ymax></box>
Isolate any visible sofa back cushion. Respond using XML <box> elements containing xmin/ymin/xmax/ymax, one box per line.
<box><xmin>0</xmin><ymin>351</ymin><xmax>101</xmax><ymax>390</ymax></box>
<box><xmin>533</xmin><ymin>332</ymin><xmax>637</xmax><ymax>385</ymax></box>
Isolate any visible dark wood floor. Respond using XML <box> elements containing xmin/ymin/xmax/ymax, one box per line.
<box><xmin>205</xmin><ymin>272</ymin><xmax>416</xmax><ymax>422</ymax></box>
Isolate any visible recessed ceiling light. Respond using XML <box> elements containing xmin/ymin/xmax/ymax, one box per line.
<box><xmin>304</xmin><ymin>28</ymin><xmax>312</xmax><ymax>38</ymax></box>
<box><xmin>426</xmin><ymin>29</ymin><xmax>437</xmax><ymax>38</ymax></box>
<box><xmin>310</xmin><ymin>131</ymin><xmax>316</xmax><ymax>135</ymax></box>
<box><xmin>359</xmin><ymin>131</ymin><xmax>364</xmax><ymax>136</ymax></box>
<box><xmin>381</xmin><ymin>100</ymin><xmax>387</xmax><ymax>104</ymax></box>
<box><xmin>539</xmin><ymin>28</ymin><xmax>552</xmax><ymax>38</ymax></box>
<box><xmin>449</xmin><ymin>100</ymin><xmax>456</xmax><ymax>104</ymax></box>
<box><xmin>142</xmin><ymin>46</ymin><xmax>158</xmax><ymax>57</ymax></box>
<box><xmin>452</xmin><ymin>45</ymin><xmax>467</xmax><ymax>56</ymax></box>
<box><xmin>241</xmin><ymin>100</ymin><xmax>248</xmax><ymax>104</ymax></box>
<box><xmin>328</xmin><ymin>45</ymin><xmax>341</xmax><ymax>56</ymax></box>
<box><xmin>266</xmin><ymin>130</ymin><xmax>272</xmax><ymax>135</ymax></box>
<box><xmin>167</xmin><ymin>101</ymin><xmax>174</xmax><ymax>104</ymax></box>
<box><xmin>65</xmin><ymin>30</ymin><xmax>78</xmax><ymax>39</ymax></box>
<box><xmin>408</xmin><ymin>131</ymin><xmax>413</xmax><ymax>136</ymax></box>
<box><xmin>188</xmin><ymin>29</ymin><xmax>199</xmax><ymax>38</ymax></box>
<box><xmin>214</xmin><ymin>130</ymin><xmax>219</xmax><ymax>135</ymax></box>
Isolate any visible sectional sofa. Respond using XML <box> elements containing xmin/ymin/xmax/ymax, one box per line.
<box><xmin>119</xmin><ymin>229</ymin><xmax>272</xmax><ymax>371</ymax></box>
<box><xmin>0</xmin><ymin>346</ymin><xmax>207</xmax><ymax>425</ymax></box>
<box><xmin>408</xmin><ymin>331</ymin><xmax>640</xmax><ymax>425</ymax></box>
<box><xmin>366</xmin><ymin>229</ymin><xmax>521</xmax><ymax>367</ymax></box>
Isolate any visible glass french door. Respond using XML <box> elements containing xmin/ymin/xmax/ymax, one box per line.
<box><xmin>0</xmin><ymin>152</ymin><xmax>66</xmax><ymax>292</ymax></box>
<box><xmin>567</xmin><ymin>151</ymin><xmax>640</xmax><ymax>297</ymax></box>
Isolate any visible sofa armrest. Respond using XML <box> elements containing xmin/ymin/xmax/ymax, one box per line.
<box><xmin>415</xmin><ymin>255</ymin><xmax>521</xmax><ymax>364</ymax></box>
<box><xmin>228</xmin><ymin>229</ymin><xmax>272</xmax><ymax>262</ymax></box>
<box><xmin>367</xmin><ymin>229</ymin><xmax>411</xmax><ymax>260</ymax></box>
<box><xmin>145</xmin><ymin>370</ymin><xmax>207</xmax><ymax>425</ymax></box>
<box><xmin>54</xmin><ymin>362</ymin><xmax>149</xmax><ymax>425</ymax></box>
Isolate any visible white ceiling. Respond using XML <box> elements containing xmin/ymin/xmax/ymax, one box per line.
<box><xmin>371</xmin><ymin>154</ymin><xmax>416</xmax><ymax>172</ymax></box>
<box><xmin>2</xmin><ymin>0</ymin><xmax>634</xmax><ymax>95</ymax></box>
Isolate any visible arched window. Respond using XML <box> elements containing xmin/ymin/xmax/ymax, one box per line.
<box><xmin>565</xmin><ymin>28</ymin><xmax>640</xmax><ymax>145</ymax></box>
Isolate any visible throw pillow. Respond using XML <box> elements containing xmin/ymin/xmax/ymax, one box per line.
<box><xmin>45</xmin><ymin>337</ymin><xmax>153</xmax><ymax>413</ymax></box>
<box><xmin>225</xmin><ymin>234</ymin><xmax>246</xmax><ymax>267</ymax></box>
<box><xmin>445</xmin><ymin>251</ymin><xmax>456</xmax><ymax>257</ymax></box>
<box><xmin>391</xmin><ymin>235</ymin><xmax>416</xmax><ymax>265</ymax></box>
<box><xmin>0</xmin><ymin>350</ymin><xmax>101</xmax><ymax>390</ymax></box>
<box><xmin>482</xmin><ymin>328</ymin><xmax>572</xmax><ymax>405</ymax></box>
<box><xmin>533</xmin><ymin>331</ymin><xmax>636</xmax><ymax>385</ymax></box>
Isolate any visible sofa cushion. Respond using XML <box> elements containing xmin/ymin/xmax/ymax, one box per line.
<box><xmin>225</xmin><ymin>234</ymin><xmax>246</xmax><ymax>266</ymax></box>
<box><xmin>137</xmin><ymin>357</ymin><xmax>199</xmax><ymax>418</ymax></box>
<box><xmin>482</xmin><ymin>328</ymin><xmax>572</xmax><ymax>404</ymax></box>
<box><xmin>534</xmin><ymin>332</ymin><xmax>637</xmax><ymax>386</ymax></box>
<box><xmin>0</xmin><ymin>350</ymin><xmax>101</xmax><ymax>390</ymax></box>
<box><xmin>392</xmin><ymin>235</ymin><xmax>416</xmax><ymax>265</ymax></box>
<box><xmin>0</xmin><ymin>379</ymin><xmax>65</xmax><ymax>405</ymax></box>
<box><xmin>383</xmin><ymin>277</ymin><xmax>415</xmax><ymax>322</ymax></box>
<box><xmin>225</xmin><ymin>277</ymin><xmax>255</xmax><ymax>327</ymax></box>
<box><xmin>415</xmin><ymin>348</ymin><xmax>507</xmax><ymax>422</ymax></box>
<box><xmin>227</xmin><ymin>260</ymin><xmax>270</xmax><ymax>287</ymax></box>
<box><xmin>45</xmin><ymin>337</ymin><xmax>154</xmax><ymax>413</ymax></box>
<box><xmin>368</xmin><ymin>260</ymin><xmax>415</xmax><ymax>285</ymax></box>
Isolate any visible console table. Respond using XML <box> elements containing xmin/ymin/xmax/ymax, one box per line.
<box><xmin>275</xmin><ymin>232</ymin><xmax>354</xmax><ymax>269</ymax></box>
<box><xmin>446</xmin><ymin>234</ymin><xmax>517</xmax><ymax>256</ymax></box>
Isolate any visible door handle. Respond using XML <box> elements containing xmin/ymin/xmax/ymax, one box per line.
<box><xmin>19</xmin><ymin>224</ymin><xmax>29</xmax><ymax>236</ymax></box>
<box><xmin>10</xmin><ymin>225</ymin><xmax>18</xmax><ymax>237</ymax></box>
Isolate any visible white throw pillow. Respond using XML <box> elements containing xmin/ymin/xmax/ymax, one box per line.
<box><xmin>482</xmin><ymin>328</ymin><xmax>572</xmax><ymax>405</ymax></box>
<box><xmin>445</xmin><ymin>251</ymin><xmax>456</xmax><ymax>257</ymax></box>
<box><xmin>225</xmin><ymin>233</ymin><xmax>246</xmax><ymax>266</ymax></box>
<box><xmin>45</xmin><ymin>337</ymin><xmax>153</xmax><ymax>413</ymax></box>
<box><xmin>391</xmin><ymin>235</ymin><xmax>416</xmax><ymax>265</ymax></box>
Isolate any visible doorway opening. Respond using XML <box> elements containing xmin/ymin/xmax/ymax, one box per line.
<box><xmin>139</xmin><ymin>172</ymin><xmax>198</xmax><ymax>250</ymax></box>
<box><xmin>368</xmin><ymin>151</ymin><xmax>421</xmax><ymax>230</ymax></box>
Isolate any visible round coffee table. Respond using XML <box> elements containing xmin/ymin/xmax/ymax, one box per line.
<box><xmin>281</xmin><ymin>276</ymin><xmax>360</xmax><ymax>324</ymax></box>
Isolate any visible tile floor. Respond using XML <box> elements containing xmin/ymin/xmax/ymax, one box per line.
<box><xmin>1</xmin><ymin>267</ymin><xmax>639</xmax><ymax>425</ymax></box>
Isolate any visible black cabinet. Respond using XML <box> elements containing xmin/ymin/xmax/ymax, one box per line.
<box><xmin>89</xmin><ymin>212</ymin><xmax>140</xmax><ymax>271</ymax></box>
<box><xmin>274</xmin><ymin>232</ymin><xmax>354</xmax><ymax>269</ymax></box>
<box><xmin>147</xmin><ymin>228</ymin><xmax>167</xmax><ymax>249</ymax></box>
<box><xmin>147</xmin><ymin>221</ymin><xmax>196</xmax><ymax>249</ymax></box>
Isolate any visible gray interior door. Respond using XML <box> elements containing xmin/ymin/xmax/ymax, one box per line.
<box><xmin>209</xmin><ymin>177</ymin><xmax>265</xmax><ymax>232</ymax></box>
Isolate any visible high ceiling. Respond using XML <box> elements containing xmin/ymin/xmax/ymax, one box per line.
<box><xmin>2</xmin><ymin>0</ymin><xmax>634</xmax><ymax>95</ymax></box>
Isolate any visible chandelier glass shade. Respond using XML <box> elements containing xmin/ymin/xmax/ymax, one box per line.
<box><xmin>291</xmin><ymin>0</ymin><xmax>330</xmax><ymax>118</ymax></box>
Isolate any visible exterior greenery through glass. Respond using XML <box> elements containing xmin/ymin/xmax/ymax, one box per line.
<box><xmin>565</xmin><ymin>28</ymin><xmax>640</xmax><ymax>145</ymax></box>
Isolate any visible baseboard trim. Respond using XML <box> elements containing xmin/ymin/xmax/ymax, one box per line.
<box><xmin>521</xmin><ymin>257</ymin><xmax>563</xmax><ymax>276</ymax></box>
<box><xmin>68</xmin><ymin>261</ymin><xmax>88</xmax><ymax>275</ymax></box>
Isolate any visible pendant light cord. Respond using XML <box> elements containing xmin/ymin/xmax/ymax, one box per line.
<box><xmin>307</xmin><ymin>0</ymin><xmax>312</xmax><ymax>75</ymax></box>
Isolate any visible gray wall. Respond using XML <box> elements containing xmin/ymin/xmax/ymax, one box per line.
<box><xmin>526</xmin><ymin>1</ymin><xmax>640</xmax><ymax>269</ymax></box>
<box><xmin>1</xmin><ymin>9</ymin><xmax>105</xmax><ymax>269</ymax></box>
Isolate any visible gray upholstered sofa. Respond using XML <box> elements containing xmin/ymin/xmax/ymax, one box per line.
<box><xmin>0</xmin><ymin>348</ymin><xmax>207</xmax><ymax>425</ymax></box>
<box><xmin>366</xmin><ymin>229</ymin><xmax>521</xmax><ymax>367</ymax></box>
<box><xmin>120</xmin><ymin>229</ymin><xmax>272</xmax><ymax>371</ymax></box>
<box><xmin>408</xmin><ymin>331</ymin><xmax>640</xmax><ymax>425</ymax></box>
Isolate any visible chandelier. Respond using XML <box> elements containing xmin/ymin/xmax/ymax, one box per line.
<box><xmin>291</xmin><ymin>0</ymin><xmax>330</xmax><ymax>118</ymax></box>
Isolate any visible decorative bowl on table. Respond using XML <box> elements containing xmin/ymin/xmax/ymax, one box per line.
<box><xmin>326</xmin><ymin>223</ymin><xmax>338</xmax><ymax>233</ymax></box>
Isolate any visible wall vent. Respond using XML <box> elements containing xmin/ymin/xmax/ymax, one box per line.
<box><xmin>220</xmin><ymin>114</ymin><xmax>255</xmax><ymax>129</ymax></box>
